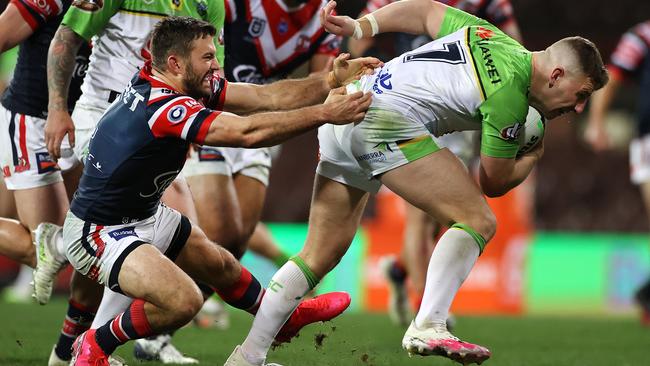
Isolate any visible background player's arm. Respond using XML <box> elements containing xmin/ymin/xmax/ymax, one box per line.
<box><xmin>45</xmin><ymin>25</ymin><xmax>86</xmax><ymax>158</ymax></box>
<box><xmin>479</xmin><ymin>144</ymin><xmax>542</xmax><ymax>197</ymax></box>
<box><xmin>0</xmin><ymin>3</ymin><xmax>34</xmax><ymax>53</ymax></box>
<box><xmin>205</xmin><ymin>88</ymin><xmax>371</xmax><ymax>147</ymax></box>
<box><xmin>584</xmin><ymin>69</ymin><xmax>623</xmax><ymax>151</ymax></box>
<box><xmin>321</xmin><ymin>0</ymin><xmax>448</xmax><ymax>40</ymax></box>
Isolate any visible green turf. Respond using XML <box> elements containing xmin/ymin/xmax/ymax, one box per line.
<box><xmin>1</xmin><ymin>298</ymin><xmax>649</xmax><ymax>366</ymax></box>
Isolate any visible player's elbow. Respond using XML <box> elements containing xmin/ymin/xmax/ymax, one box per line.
<box><xmin>479</xmin><ymin>177</ymin><xmax>510</xmax><ymax>198</ymax></box>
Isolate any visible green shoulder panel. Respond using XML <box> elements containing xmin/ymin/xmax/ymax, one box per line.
<box><xmin>437</xmin><ymin>6</ymin><xmax>490</xmax><ymax>39</ymax></box>
<box><xmin>479</xmin><ymin>84</ymin><xmax>529</xmax><ymax>159</ymax></box>
<box><xmin>62</xmin><ymin>0</ymin><xmax>124</xmax><ymax>40</ymax></box>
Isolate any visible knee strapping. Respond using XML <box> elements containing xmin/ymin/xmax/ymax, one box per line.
<box><xmin>450</xmin><ymin>223</ymin><xmax>487</xmax><ymax>254</ymax></box>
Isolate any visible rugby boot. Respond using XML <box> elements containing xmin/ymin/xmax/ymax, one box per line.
<box><xmin>402</xmin><ymin>320</ymin><xmax>491</xmax><ymax>365</ymax></box>
<box><xmin>134</xmin><ymin>334</ymin><xmax>198</xmax><ymax>364</ymax></box>
<box><xmin>32</xmin><ymin>222</ymin><xmax>67</xmax><ymax>305</ymax></box>
<box><xmin>71</xmin><ymin>329</ymin><xmax>110</xmax><ymax>366</ymax></box>
<box><xmin>223</xmin><ymin>345</ymin><xmax>282</xmax><ymax>366</ymax></box>
<box><xmin>274</xmin><ymin>291</ymin><xmax>351</xmax><ymax>344</ymax></box>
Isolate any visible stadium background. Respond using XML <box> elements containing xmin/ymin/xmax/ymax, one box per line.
<box><xmin>1</xmin><ymin>0</ymin><xmax>649</xmax><ymax>318</ymax></box>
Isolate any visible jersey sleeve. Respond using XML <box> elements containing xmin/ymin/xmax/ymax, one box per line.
<box><xmin>208</xmin><ymin>0</ymin><xmax>226</xmax><ymax>68</ymax></box>
<box><xmin>478</xmin><ymin>86</ymin><xmax>528</xmax><ymax>159</ymax></box>
<box><xmin>147</xmin><ymin>96</ymin><xmax>221</xmax><ymax>145</ymax></box>
<box><xmin>609</xmin><ymin>22</ymin><xmax>650</xmax><ymax>81</ymax></box>
<box><xmin>437</xmin><ymin>6</ymin><xmax>492</xmax><ymax>39</ymax></box>
<box><xmin>61</xmin><ymin>0</ymin><xmax>123</xmax><ymax>41</ymax></box>
<box><xmin>204</xmin><ymin>74</ymin><xmax>229</xmax><ymax>111</ymax></box>
<box><xmin>10</xmin><ymin>0</ymin><xmax>64</xmax><ymax>31</ymax></box>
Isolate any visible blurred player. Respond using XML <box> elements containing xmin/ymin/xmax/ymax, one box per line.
<box><xmin>183</xmin><ymin>0</ymin><xmax>343</xmax><ymax>272</ymax></box>
<box><xmin>225</xmin><ymin>1</ymin><xmax>608</xmax><ymax>365</ymax></box>
<box><xmin>584</xmin><ymin>19</ymin><xmax>650</xmax><ymax>325</ymax></box>
<box><xmin>352</xmin><ymin>0</ymin><xmax>525</xmax><ymax>326</ymax></box>
<box><xmin>65</xmin><ymin>16</ymin><xmax>373</xmax><ymax>366</ymax></box>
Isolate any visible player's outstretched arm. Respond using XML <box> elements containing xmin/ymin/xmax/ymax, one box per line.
<box><xmin>478</xmin><ymin>141</ymin><xmax>543</xmax><ymax>197</ymax></box>
<box><xmin>584</xmin><ymin>75</ymin><xmax>621</xmax><ymax>151</ymax></box>
<box><xmin>0</xmin><ymin>3</ymin><xmax>35</xmax><ymax>53</ymax></box>
<box><xmin>321</xmin><ymin>0</ymin><xmax>447</xmax><ymax>40</ymax></box>
<box><xmin>45</xmin><ymin>25</ymin><xmax>85</xmax><ymax>159</ymax></box>
<box><xmin>223</xmin><ymin>54</ymin><xmax>380</xmax><ymax>114</ymax></box>
<box><xmin>205</xmin><ymin>88</ymin><xmax>371</xmax><ymax>148</ymax></box>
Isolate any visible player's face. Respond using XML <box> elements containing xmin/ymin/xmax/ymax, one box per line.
<box><xmin>182</xmin><ymin>36</ymin><xmax>219</xmax><ymax>99</ymax></box>
<box><xmin>539</xmin><ymin>73</ymin><xmax>593</xmax><ymax>120</ymax></box>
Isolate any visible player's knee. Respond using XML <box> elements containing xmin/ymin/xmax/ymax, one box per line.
<box><xmin>204</xmin><ymin>224</ymin><xmax>247</xmax><ymax>259</ymax></box>
<box><xmin>174</xmin><ymin>287</ymin><xmax>203</xmax><ymax>325</ymax></box>
<box><xmin>472</xmin><ymin>208</ymin><xmax>497</xmax><ymax>243</ymax></box>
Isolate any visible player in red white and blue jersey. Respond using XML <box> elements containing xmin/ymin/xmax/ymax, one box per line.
<box><xmin>585</xmin><ymin>20</ymin><xmax>650</xmax><ymax>325</ymax></box>
<box><xmin>65</xmin><ymin>16</ymin><xmax>376</xmax><ymax>366</ymax></box>
<box><xmin>0</xmin><ymin>0</ymin><xmax>91</xmax><ymax>308</ymax></box>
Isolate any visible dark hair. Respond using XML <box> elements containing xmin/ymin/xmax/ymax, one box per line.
<box><xmin>150</xmin><ymin>16</ymin><xmax>216</xmax><ymax>71</ymax></box>
<box><xmin>563</xmin><ymin>36</ymin><xmax>609</xmax><ymax>91</ymax></box>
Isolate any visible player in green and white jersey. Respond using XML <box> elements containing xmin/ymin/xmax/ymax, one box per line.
<box><xmin>224</xmin><ymin>1</ymin><xmax>608</xmax><ymax>365</ymax></box>
<box><xmin>42</xmin><ymin>1</ymin><xmax>224</xmax><ymax>365</ymax></box>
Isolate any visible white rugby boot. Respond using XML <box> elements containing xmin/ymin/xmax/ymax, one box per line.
<box><xmin>134</xmin><ymin>334</ymin><xmax>198</xmax><ymax>364</ymax></box>
<box><xmin>32</xmin><ymin>223</ymin><xmax>67</xmax><ymax>305</ymax></box>
<box><xmin>402</xmin><ymin>321</ymin><xmax>491</xmax><ymax>365</ymax></box>
<box><xmin>223</xmin><ymin>346</ymin><xmax>282</xmax><ymax>366</ymax></box>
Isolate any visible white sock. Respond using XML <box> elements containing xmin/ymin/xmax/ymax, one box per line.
<box><xmin>415</xmin><ymin>228</ymin><xmax>480</xmax><ymax>328</ymax></box>
<box><xmin>54</xmin><ymin>229</ymin><xmax>66</xmax><ymax>261</ymax></box>
<box><xmin>91</xmin><ymin>288</ymin><xmax>133</xmax><ymax>328</ymax></box>
<box><xmin>240</xmin><ymin>260</ymin><xmax>312</xmax><ymax>365</ymax></box>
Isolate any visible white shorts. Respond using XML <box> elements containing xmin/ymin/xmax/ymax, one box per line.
<box><xmin>63</xmin><ymin>204</ymin><xmax>191</xmax><ymax>293</ymax></box>
<box><xmin>71</xmin><ymin>102</ymin><xmax>107</xmax><ymax>165</ymax></box>
<box><xmin>182</xmin><ymin>146</ymin><xmax>273</xmax><ymax>186</ymax></box>
<box><xmin>630</xmin><ymin>134</ymin><xmax>650</xmax><ymax>184</ymax></box>
<box><xmin>0</xmin><ymin>104</ymin><xmax>77</xmax><ymax>190</ymax></box>
<box><xmin>317</xmin><ymin>104</ymin><xmax>441</xmax><ymax>193</ymax></box>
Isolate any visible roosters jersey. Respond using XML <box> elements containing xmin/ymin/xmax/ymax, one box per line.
<box><xmin>70</xmin><ymin>64</ymin><xmax>228</xmax><ymax>225</ymax></box>
<box><xmin>223</xmin><ymin>0</ymin><xmax>340</xmax><ymax>83</ymax></box>
<box><xmin>1</xmin><ymin>0</ymin><xmax>91</xmax><ymax>118</ymax></box>
<box><xmin>608</xmin><ymin>20</ymin><xmax>650</xmax><ymax>136</ymax></box>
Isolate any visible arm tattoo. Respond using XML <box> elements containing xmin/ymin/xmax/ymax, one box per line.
<box><xmin>47</xmin><ymin>25</ymin><xmax>84</xmax><ymax>111</ymax></box>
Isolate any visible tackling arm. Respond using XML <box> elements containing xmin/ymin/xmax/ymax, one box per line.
<box><xmin>0</xmin><ymin>3</ymin><xmax>36</xmax><ymax>53</ymax></box>
<box><xmin>478</xmin><ymin>142</ymin><xmax>543</xmax><ymax>197</ymax></box>
<box><xmin>584</xmin><ymin>74</ymin><xmax>622</xmax><ymax>151</ymax></box>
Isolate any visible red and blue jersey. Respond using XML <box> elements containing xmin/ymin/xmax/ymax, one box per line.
<box><xmin>70</xmin><ymin>64</ymin><xmax>227</xmax><ymax>225</ymax></box>
<box><xmin>1</xmin><ymin>0</ymin><xmax>91</xmax><ymax>118</ymax></box>
<box><xmin>609</xmin><ymin>20</ymin><xmax>650</xmax><ymax>136</ymax></box>
<box><xmin>223</xmin><ymin>0</ymin><xmax>340</xmax><ymax>84</ymax></box>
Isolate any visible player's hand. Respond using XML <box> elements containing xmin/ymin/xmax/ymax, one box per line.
<box><xmin>329</xmin><ymin>53</ymin><xmax>382</xmax><ymax>87</ymax></box>
<box><xmin>45</xmin><ymin>110</ymin><xmax>75</xmax><ymax>161</ymax></box>
<box><xmin>323</xmin><ymin>87</ymin><xmax>372</xmax><ymax>124</ymax></box>
<box><xmin>72</xmin><ymin>0</ymin><xmax>103</xmax><ymax>11</ymax></box>
<box><xmin>584</xmin><ymin>118</ymin><xmax>611</xmax><ymax>152</ymax></box>
<box><xmin>320</xmin><ymin>1</ymin><xmax>356</xmax><ymax>37</ymax></box>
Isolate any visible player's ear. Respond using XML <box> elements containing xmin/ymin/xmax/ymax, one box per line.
<box><xmin>548</xmin><ymin>67</ymin><xmax>564</xmax><ymax>88</ymax></box>
<box><xmin>167</xmin><ymin>55</ymin><xmax>183</xmax><ymax>75</ymax></box>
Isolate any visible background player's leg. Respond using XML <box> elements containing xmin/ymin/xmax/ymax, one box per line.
<box><xmin>235</xmin><ymin>175</ymin><xmax>369</xmax><ymax>365</ymax></box>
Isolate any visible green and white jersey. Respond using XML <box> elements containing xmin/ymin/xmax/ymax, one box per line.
<box><xmin>362</xmin><ymin>6</ymin><xmax>532</xmax><ymax>159</ymax></box>
<box><xmin>63</xmin><ymin>0</ymin><xmax>225</xmax><ymax>109</ymax></box>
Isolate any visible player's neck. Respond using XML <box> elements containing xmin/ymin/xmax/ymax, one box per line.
<box><xmin>528</xmin><ymin>51</ymin><xmax>549</xmax><ymax>110</ymax></box>
<box><xmin>152</xmin><ymin>67</ymin><xmax>186</xmax><ymax>94</ymax></box>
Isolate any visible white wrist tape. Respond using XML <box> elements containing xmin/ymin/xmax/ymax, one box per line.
<box><xmin>352</xmin><ymin>20</ymin><xmax>363</xmax><ymax>39</ymax></box>
<box><xmin>366</xmin><ymin>14</ymin><xmax>379</xmax><ymax>36</ymax></box>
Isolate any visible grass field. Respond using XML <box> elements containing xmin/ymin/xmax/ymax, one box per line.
<box><xmin>1</xmin><ymin>298</ymin><xmax>649</xmax><ymax>366</ymax></box>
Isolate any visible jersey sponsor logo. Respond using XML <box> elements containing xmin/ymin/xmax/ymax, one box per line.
<box><xmin>233</xmin><ymin>64</ymin><xmax>265</xmax><ymax>83</ymax></box>
<box><xmin>249</xmin><ymin>17</ymin><xmax>266</xmax><ymax>38</ymax></box>
<box><xmin>108</xmin><ymin>227</ymin><xmax>138</xmax><ymax>241</ymax></box>
<box><xmin>476</xmin><ymin>38</ymin><xmax>502</xmax><ymax>84</ymax></box>
<box><xmin>139</xmin><ymin>170</ymin><xmax>180</xmax><ymax>198</ymax></box>
<box><xmin>171</xmin><ymin>0</ymin><xmax>182</xmax><ymax>10</ymax></box>
<box><xmin>196</xmin><ymin>0</ymin><xmax>208</xmax><ymax>17</ymax></box>
<box><xmin>475</xmin><ymin>26</ymin><xmax>494</xmax><ymax>40</ymax></box>
<box><xmin>27</xmin><ymin>0</ymin><xmax>62</xmax><ymax>17</ymax></box>
<box><xmin>295</xmin><ymin>35</ymin><xmax>311</xmax><ymax>53</ymax></box>
<box><xmin>372</xmin><ymin>69</ymin><xmax>393</xmax><ymax>94</ymax></box>
<box><xmin>35</xmin><ymin>152</ymin><xmax>60</xmax><ymax>174</ymax></box>
<box><xmin>121</xmin><ymin>83</ymin><xmax>145</xmax><ymax>112</ymax></box>
<box><xmin>500</xmin><ymin>123</ymin><xmax>522</xmax><ymax>140</ymax></box>
<box><xmin>168</xmin><ymin>105</ymin><xmax>188</xmax><ymax>124</ymax></box>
